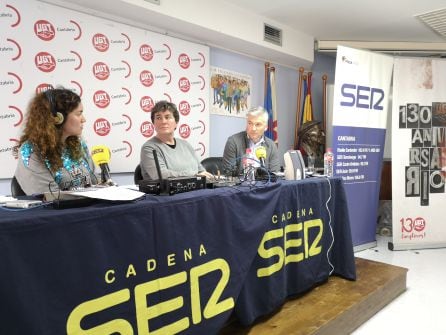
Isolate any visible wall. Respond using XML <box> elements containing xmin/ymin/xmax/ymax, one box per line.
<box><xmin>209</xmin><ymin>47</ymin><xmax>300</xmax><ymax>161</ymax></box>
<box><xmin>43</xmin><ymin>0</ymin><xmax>314</xmax><ymax>69</ymax></box>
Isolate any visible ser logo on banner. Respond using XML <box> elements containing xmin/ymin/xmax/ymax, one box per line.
<box><xmin>340</xmin><ymin>83</ymin><xmax>384</xmax><ymax>110</ymax></box>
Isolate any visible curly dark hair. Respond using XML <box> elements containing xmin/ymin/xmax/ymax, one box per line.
<box><xmin>16</xmin><ymin>88</ymin><xmax>83</xmax><ymax>172</ymax></box>
<box><xmin>150</xmin><ymin>100</ymin><xmax>179</xmax><ymax>123</ymax></box>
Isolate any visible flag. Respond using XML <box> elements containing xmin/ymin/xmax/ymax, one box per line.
<box><xmin>270</xmin><ymin>68</ymin><xmax>278</xmax><ymax>144</ymax></box>
<box><xmin>264</xmin><ymin>65</ymin><xmax>278</xmax><ymax>144</ymax></box>
<box><xmin>299</xmin><ymin>77</ymin><xmax>308</xmax><ymax>126</ymax></box>
<box><xmin>302</xmin><ymin>72</ymin><xmax>313</xmax><ymax>124</ymax></box>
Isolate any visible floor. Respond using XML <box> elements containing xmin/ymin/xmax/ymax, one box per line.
<box><xmin>352</xmin><ymin>235</ymin><xmax>446</xmax><ymax>335</ymax></box>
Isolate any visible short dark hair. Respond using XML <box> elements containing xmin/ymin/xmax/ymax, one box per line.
<box><xmin>150</xmin><ymin>100</ymin><xmax>179</xmax><ymax>123</ymax></box>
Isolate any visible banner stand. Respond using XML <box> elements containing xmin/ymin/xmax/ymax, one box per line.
<box><xmin>331</xmin><ymin>46</ymin><xmax>394</xmax><ymax>248</ymax></box>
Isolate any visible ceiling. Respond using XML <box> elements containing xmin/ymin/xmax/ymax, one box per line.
<box><xmin>222</xmin><ymin>0</ymin><xmax>446</xmax><ymax>43</ymax></box>
<box><xmin>43</xmin><ymin>0</ymin><xmax>446</xmax><ymax>66</ymax></box>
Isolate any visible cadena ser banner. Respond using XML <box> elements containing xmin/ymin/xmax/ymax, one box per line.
<box><xmin>391</xmin><ymin>57</ymin><xmax>446</xmax><ymax>250</ymax></box>
<box><xmin>0</xmin><ymin>179</ymin><xmax>356</xmax><ymax>334</ymax></box>
<box><xmin>332</xmin><ymin>46</ymin><xmax>394</xmax><ymax>248</ymax></box>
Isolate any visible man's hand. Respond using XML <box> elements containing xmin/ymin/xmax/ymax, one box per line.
<box><xmin>197</xmin><ymin>171</ymin><xmax>215</xmax><ymax>180</ymax></box>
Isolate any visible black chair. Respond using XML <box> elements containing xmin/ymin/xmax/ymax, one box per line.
<box><xmin>11</xmin><ymin>176</ymin><xmax>26</xmax><ymax>197</ymax></box>
<box><xmin>200</xmin><ymin>157</ymin><xmax>224</xmax><ymax>176</ymax></box>
<box><xmin>134</xmin><ymin>164</ymin><xmax>143</xmax><ymax>184</ymax></box>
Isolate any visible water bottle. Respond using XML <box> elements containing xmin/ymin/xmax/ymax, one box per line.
<box><xmin>243</xmin><ymin>148</ymin><xmax>255</xmax><ymax>182</ymax></box>
<box><xmin>324</xmin><ymin>148</ymin><xmax>334</xmax><ymax>177</ymax></box>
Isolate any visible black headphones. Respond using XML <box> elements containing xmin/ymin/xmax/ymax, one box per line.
<box><xmin>44</xmin><ymin>90</ymin><xmax>65</xmax><ymax>126</ymax></box>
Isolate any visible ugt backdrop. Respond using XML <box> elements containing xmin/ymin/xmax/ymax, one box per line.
<box><xmin>0</xmin><ymin>0</ymin><xmax>209</xmax><ymax>178</ymax></box>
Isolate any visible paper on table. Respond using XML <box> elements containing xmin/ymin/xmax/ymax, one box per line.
<box><xmin>0</xmin><ymin>196</ymin><xmax>17</xmax><ymax>204</ymax></box>
<box><xmin>69</xmin><ymin>186</ymin><xmax>145</xmax><ymax>201</ymax></box>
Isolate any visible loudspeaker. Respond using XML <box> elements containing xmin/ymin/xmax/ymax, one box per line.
<box><xmin>44</xmin><ymin>90</ymin><xmax>64</xmax><ymax>125</ymax></box>
<box><xmin>284</xmin><ymin>150</ymin><xmax>306</xmax><ymax>180</ymax></box>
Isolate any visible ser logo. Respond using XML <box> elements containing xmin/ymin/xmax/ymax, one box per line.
<box><xmin>66</xmin><ymin>258</ymin><xmax>234</xmax><ymax>334</ymax></box>
<box><xmin>340</xmin><ymin>83</ymin><xmax>384</xmax><ymax>110</ymax></box>
<box><xmin>257</xmin><ymin>218</ymin><xmax>323</xmax><ymax>277</ymax></box>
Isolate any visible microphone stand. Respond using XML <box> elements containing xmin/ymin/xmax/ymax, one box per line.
<box><xmin>100</xmin><ymin>163</ymin><xmax>116</xmax><ymax>186</ymax></box>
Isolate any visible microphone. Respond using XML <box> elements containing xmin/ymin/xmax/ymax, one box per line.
<box><xmin>255</xmin><ymin>146</ymin><xmax>267</xmax><ymax>168</ymax></box>
<box><xmin>91</xmin><ymin>145</ymin><xmax>115</xmax><ymax>185</ymax></box>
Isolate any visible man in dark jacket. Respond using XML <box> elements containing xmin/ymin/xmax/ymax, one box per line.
<box><xmin>223</xmin><ymin>106</ymin><xmax>280</xmax><ymax>176</ymax></box>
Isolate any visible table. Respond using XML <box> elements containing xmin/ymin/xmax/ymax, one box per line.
<box><xmin>0</xmin><ymin>178</ymin><xmax>355</xmax><ymax>334</ymax></box>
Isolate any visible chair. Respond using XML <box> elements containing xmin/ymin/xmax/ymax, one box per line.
<box><xmin>11</xmin><ymin>176</ymin><xmax>26</xmax><ymax>197</ymax></box>
<box><xmin>134</xmin><ymin>164</ymin><xmax>143</xmax><ymax>184</ymax></box>
<box><xmin>200</xmin><ymin>157</ymin><xmax>224</xmax><ymax>176</ymax></box>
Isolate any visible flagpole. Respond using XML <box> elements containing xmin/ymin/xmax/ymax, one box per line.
<box><xmin>300</xmin><ymin>74</ymin><xmax>307</xmax><ymax>126</ymax></box>
<box><xmin>322</xmin><ymin>74</ymin><xmax>328</xmax><ymax>144</ymax></box>
<box><xmin>294</xmin><ymin>67</ymin><xmax>305</xmax><ymax>149</ymax></box>
<box><xmin>264</xmin><ymin>62</ymin><xmax>270</xmax><ymax>99</ymax></box>
<box><xmin>270</xmin><ymin>66</ymin><xmax>278</xmax><ymax>145</ymax></box>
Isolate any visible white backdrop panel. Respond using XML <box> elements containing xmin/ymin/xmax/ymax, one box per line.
<box><xmin>0</xmin><ymin>0</ymin><xmax>209</xmax><ymax>177</ymax></box>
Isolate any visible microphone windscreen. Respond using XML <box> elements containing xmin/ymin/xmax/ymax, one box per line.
<box><xmin>91</xmin><ymin>145</ymin><xmax>111</xmax><ymax>166</ymax></box>
<box><xmin>255</xmin><ymin>146</ymin><xmax>267</xmax><ymax>159</ymax></box>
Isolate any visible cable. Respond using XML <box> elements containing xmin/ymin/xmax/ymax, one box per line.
<box><xmin>323</xmin><ymin>176</ymin><xmax>335</xmax><ymax>275</ymax></box>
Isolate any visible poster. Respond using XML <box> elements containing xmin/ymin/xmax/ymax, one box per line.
<box><xmin>210</xmin><ymin>66</ymin><xmax>251</xmax><ymax>117</ymax></box>
<box><xmin>391</xmin><ymin>57</ymin><xmax>446</xmax><ymax>250</ymax></box>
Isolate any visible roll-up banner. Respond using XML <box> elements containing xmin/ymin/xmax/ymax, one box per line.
<box><xmin>332</xmin><ymin>46</ymin><xmax>394</xmax><ymax>248</ymax></box>
<box><xmin>391</xmin><ymin>57</ymin><xmax>446</xmax><ymax>250</ymax></box>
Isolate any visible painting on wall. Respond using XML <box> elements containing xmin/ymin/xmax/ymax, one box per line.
<box><xmin>210</xmin><ymin>66</ymin><xmax>252</xmax><ymax>118</ymax></box>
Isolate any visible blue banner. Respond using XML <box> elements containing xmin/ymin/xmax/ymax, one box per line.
<box><xmin>332</xmin><ymin>46</ymin><xmax>394</xmax><ymax>248</ymax></box>
<box><xmin>0</xmin><ymin>179</ymin><xmax>355</xmax><ymax>334</ymax></box>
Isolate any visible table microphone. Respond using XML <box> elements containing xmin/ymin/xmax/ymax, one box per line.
<box><xmin>91</xmin><ymin>145</ymin><xmax>116</xmax><ymax>185</ymax></box>
<box><xmin>255</xmin><ymin>146</ymin><xmax>267</xmax><ymax>168</ymax></box>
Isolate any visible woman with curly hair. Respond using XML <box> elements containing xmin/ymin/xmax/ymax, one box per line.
<box><xmin>14</xmin><ymin>88</ymin><xmax>97</xmax><ymax>195</ymax></box>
